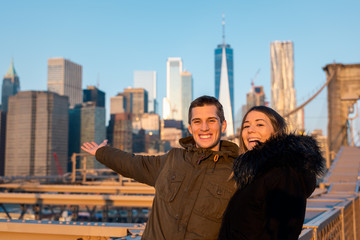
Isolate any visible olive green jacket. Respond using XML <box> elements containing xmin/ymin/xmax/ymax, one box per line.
<box><xmin>95</xmin><ymin>136</ymin><xmax>239</xmax><ymax>240</ymax></box>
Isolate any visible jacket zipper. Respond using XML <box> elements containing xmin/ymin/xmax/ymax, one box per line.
<box><xmin>197</xmin><ymin>154</ymin><xmax>206</xmax><ymax>165</ymax></box>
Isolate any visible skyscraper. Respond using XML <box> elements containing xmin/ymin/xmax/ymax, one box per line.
<box><xmin>69</xmin><ymin>86</ymin><xmax>106</xmax><ymax>170</ymax></box>
<box><xmin>181</xmin><ymin>71</ymin><xmax>193</xmax><ymax>128</ymax></box>
<box><xmin>110</xmin><ymin>95</ymin><xmax>127</xmax><ymax>114</ymax></box>
<box><xmin>123</xmin><ymin>87</ymin><xmax>148</xmax><ymax>115</ymax></box>
<box><xmin>1</xmin><ymin>58</ymin><xmax>20</xmax><ymax>112</ymax></box>
<box><xmin>163</xmin><ymin>58</ymin><xmax>183</xmax><ymax>120</ymax></box>
<box><xmin>5</xmin><ymin>91</ymin><xmax>68</xmax><ymax>176</ymax></box>
<box><xmin>215</xmin><ymin>17</ymin><xmax>234</xmax><ymax>136</ymax></box>
<box><xmin>134</xmin><ymin>71</ymin><xmax>157</xmax><ymax>113</ymax></box>
<box><xmin>246</xmin><ymin>84</ymin><xmax>265</xmax><ymax>111</ymax></box>
<box><xmin>270</xmin><ymin>41</ymin><xmax>302</xmax><ymax>131</ymax></box>
<box><xmin>83</xmin><ymin>86</ymin><xmax>105</xmax><ymax>107</ymax></box>
<box><xmin>80</xmin><ymin>102</ymin><xmax>106</xmax><ymax>169</ymax></box>
<box><xmin>47</xmin><ymin>58</ymin><xmax>82</xmax><ymax>107</ymax></box>
<box><xmin>0</xmin><ymin>111</ymin><xmax>6</xmax><ymax>176</ymax></box>
<box><xmin>107</xmin><ymin>113</ymin><xmax>132</xmax><ymax>152</ymax></box>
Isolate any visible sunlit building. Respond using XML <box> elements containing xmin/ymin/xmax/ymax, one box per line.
<box><xmin>83</xmin><ymin>86</ymin><xmax>105</xmax><ymax>107</ymax></box>
<box><xmin>134</xmin><ymin>71</ymin><xmax>157</xmax><ymax>113</ymax></box>
<box><xmin>107</xmin><ymin>113</ymin><xmax>132</xmax><ymax>152</ymax></box>
<box><xmin>181</xmin><ymin>71</ymin><xmax>193</xmax><ymax>129</ymax></box>
<box><xmin>132</xmin><ymin>113</ymin><xmax>161</xmax><ymax>153</ymax></box>
<box><xmin>47</xmin><ymin>58</ymin><xmax>82</xmax><ymax>107</ymax></box>
<box><xmin>5</xmin><ymin>91</ymin><xmax>68</xmax><ymax>176</ymax></box>
<box><xmin>110</xmin><ymin>95</ymin><xmax>126</xmax><ymax>114</ymax></box>
<box><xmin>123</xmin><ymin>87</ymin><xmax>148</xmax><ymax>115</ymax></box>
<box><xmin>161</xmin><ymin>119</ymin><xmax>183</xmax><ymax>150</ymax></box>
<box><xmin>270</xmin><ymin>41</ymin><xmax>303</xmax><ymax>131</ymax></box>
<box><xmin>246</xmin><ymin>84</ymin><xmax>265</xmax><ymax>110</ymax></box>
<box><xmin>0</xmin><ymin>111</ymin><xmax>6</xmax><ymax>176</ymax></box>
<box><xmin>163</xmin><ymin>58</ymin><xmax>183</xmax><ymax>120</ymax></box>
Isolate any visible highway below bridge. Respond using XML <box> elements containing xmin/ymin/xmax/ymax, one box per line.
<box><xmin>0</xmin><ymin>146</ymin><xmax>360</xmax><ymax>239</ymax></box>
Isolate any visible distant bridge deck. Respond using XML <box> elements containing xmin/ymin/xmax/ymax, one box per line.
<box><xmin>1</xmin><ymin>146</ymin><xmax>360</xmax><ymax>239</ymax></box>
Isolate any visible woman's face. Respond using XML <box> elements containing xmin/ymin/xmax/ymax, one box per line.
<box><xmin>242</xmin><ymin>110</ymin><xmax>275</xmax><ymax>150</ymax></box>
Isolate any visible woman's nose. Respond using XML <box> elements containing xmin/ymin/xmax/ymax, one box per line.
<box><xmin>247</xmin><ymin>125</ymin><xmax>255</xmax><ymax>133</ymax></box>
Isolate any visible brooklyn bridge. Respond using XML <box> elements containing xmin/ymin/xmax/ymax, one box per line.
<box><xmin>1</xmin><ymin>63</ymin><xmax>360</xmax><ymax>239</ymax></box>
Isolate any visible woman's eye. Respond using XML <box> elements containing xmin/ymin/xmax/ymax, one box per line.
<box><xmin>243</xmin><ymin>125</ymin><xmax>249</xmax><ymax>129</ymax></box>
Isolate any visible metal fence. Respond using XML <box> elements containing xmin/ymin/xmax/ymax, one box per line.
<box><xmin>299</xmin><ymin>146</ymin><xmax>360</xmax><ymax>240</ymax></box>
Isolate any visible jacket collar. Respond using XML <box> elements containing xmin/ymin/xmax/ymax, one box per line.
<box><xmin>233</xmin><ymin>134</ymin><xmax>325</xmax><ymax>190</ymax></box>
<box><xmin>179</xmin><ymin>136</ymin><xmax>239</xmax><ymax>160</ymax></box>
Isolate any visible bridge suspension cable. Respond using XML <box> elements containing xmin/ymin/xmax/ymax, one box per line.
<box><xmin>284</xmin><ymin>72</ymin><xmax>335</xmax><ymax>118</ymax></box>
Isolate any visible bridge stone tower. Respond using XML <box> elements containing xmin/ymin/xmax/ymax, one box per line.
<box><xmin>324</xmin><ymin>63</ymin><xmax>360</xmax><ymax>156</ymax></box>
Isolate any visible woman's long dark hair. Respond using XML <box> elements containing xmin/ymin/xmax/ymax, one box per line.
<box><xmin>239</xmin><ymin>106</ymin><xmax>288</xmax><ymax>154</ymax></box>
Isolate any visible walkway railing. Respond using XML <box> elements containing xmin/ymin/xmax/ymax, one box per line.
<box><xmin>299</xmin><ymin>146</ymin><xmax>360</xmax><ymax>240</ymax></box>
<box><xmin>0</xmin><ymin>146</ymin><xmax>359</xmax><ymax>239</ymax></box>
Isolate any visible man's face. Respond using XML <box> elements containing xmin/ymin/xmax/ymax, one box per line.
<box><xmin>188</xmin><ymin>105</ymin><xmax>227</xmax><ymax>151</ymax></box>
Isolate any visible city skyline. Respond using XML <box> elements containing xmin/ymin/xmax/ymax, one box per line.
<box><xmin>1</xmin><ymin>0</ymin><xmax>360</xmax><ymax>137</ymax></box>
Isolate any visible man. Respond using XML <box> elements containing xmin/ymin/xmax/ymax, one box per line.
<box><xmin>81</xmin><ymin>95</ymin><xmax>239</xmax><ymax>239</ymax></box>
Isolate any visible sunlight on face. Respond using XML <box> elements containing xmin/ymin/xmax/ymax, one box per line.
<box><xmin>189</xmin><ymin>105</ymin><xmax>227</xmax><ymax>151</ymax></box>
<box><xmin>242</xmin><ymin>111</ymin><xmax>275</xmax><ymax>150</ymax></box>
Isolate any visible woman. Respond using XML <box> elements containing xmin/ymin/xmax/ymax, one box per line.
<box><xmin>218</xmin><ymin>106</ymin><xmax>325</xmax><ymax>240</ymax></box>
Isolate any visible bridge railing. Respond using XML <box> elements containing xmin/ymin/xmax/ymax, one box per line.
<box><xmin>0</xmin><ymin>146</ymin><xmax>359</xmax><ymax>239</ymax></box>
<box><xmin>299</xmin><ymin>146</ymin><xmax>360</xmax><ymax>240</ymax></box>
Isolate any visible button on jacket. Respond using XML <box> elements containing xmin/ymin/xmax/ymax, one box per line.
<box><xmin>95</xmin><ymin>136</ymin><xmax>239</xmax><ymax>240</ymax></box>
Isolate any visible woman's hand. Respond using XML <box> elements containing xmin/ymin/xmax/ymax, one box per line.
<box><xmin>81</xmin><ymin>140</ymin><xmax>108</xmax><ymax>156</ymax></box>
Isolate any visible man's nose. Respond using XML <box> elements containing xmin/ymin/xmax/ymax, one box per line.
<box><xmin>200</xmin><ymin>122</ymin><xmax>209</xmax><ymax>130</ymax></box>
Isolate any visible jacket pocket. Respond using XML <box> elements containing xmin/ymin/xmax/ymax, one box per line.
<box><xmin>156</xmin><ymin>169</ymin><xmax>185</xmax><ymax>202</ymax></box>
<box><xmin>194</xmin><ymin>181</ymin><xmax>233</xmax><ymax>222</ymax></box>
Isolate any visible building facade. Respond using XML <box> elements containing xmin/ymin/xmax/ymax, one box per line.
<box><xmin>181</xmin><ymin>71</ymin><xmax>193</xmax><ymax>129</ymax></box>
<box><xmin>132</xmin><ymin>113</ymin><xmax>161</xmax><ymax>153</ymax></box>
<box><xmin>5</xmin><ymin>91</ymin><xmax>68</xmax><ymax>176</ymax></box>
<box><xmin>134</xmin><ymin>71</ymin><xmax>157</xmax><ymax>113</ymax></box>
<box><xmin>215</xmin><ymin>21</ymin><xmax>234</xmax><ymax>136</ymax></box>
<box><xmin>1</xmin><ymin>59</ymin><xmax>20</xmax><ymax>112</ymax></box>
<box><xmin>270</xmin><ymin>41</ymin><xmax>302</xmax><ymax>131</ymax></box>
<box><xmin>0</xmin><ymin>111</ymin><xmax>6</xmax><ymax>176</ymax></box>
<box><xmin>161</xmin><ymin>119</ymin><xmax>183</xmax><ymax>150</ymax></box>
<box><xmin>107</xmin><ymin>113</ymin><xmax>132</xmax><ymax>152</ymax></box>
<box><xmin>110</xmin><ymin>95</ymin><xmax>127</xmax><ymax>114</ymax></box>
<box><xmin>123</xmin><ymin>87</ymin><xmax>148</xmax><ymax>115</ymax></box>
<box><xmin>83</xmin><ymin>86</ymin><xmax>105</xmax><ymax>107</ymax></box>
<box><xmin>47</xmin><ymin>58</ymin><xmax>82</xmax><ymax>107</ymax></box>
<box><xmin>163</xmin><ymin>58</ymin><xmax>183</xmax><ymax>120</ymax></box>
<box><xmin>80</xmin><ymin>103</ymin><xmax>106</xmax><ymax>169</ymax></box>
<box><xmin>246</xmin><ymin>85</ymin><xmax>265</xmax><ymax>110</ymax></box>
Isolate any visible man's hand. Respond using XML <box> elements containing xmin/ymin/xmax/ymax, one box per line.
<box><xmin>81</xmin><ymin>140</ymin><xmax>108</xmax><ymax>156</ymax></box>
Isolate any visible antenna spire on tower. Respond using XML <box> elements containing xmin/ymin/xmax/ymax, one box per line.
<box><xmin>222</xmin><ymin>13</ymin><xmax>226</xmax><ymax>45</ymax></box>
<box><xmin>97</xmin><ymin>73</ymin><xmax>100</xmax><ymax>88</ymax></box>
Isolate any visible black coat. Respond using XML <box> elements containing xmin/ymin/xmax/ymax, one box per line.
<box><xmin>218</xmin><ymin>134</ymin><xmax>325</xmax><ymax>240</ymax></box>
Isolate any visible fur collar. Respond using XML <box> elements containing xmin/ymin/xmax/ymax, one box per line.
<box><xmin>233</xmin><ymin>134</ymin><xmax>325</xmax><ymax>190</ymax></box>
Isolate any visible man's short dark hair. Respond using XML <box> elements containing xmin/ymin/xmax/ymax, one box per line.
<box><xmin>188</xmin><ymin>95</ymin><xmax>225</xmax><ymax>124</ymax></box>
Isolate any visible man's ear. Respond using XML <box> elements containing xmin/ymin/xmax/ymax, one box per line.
<box><xmin>221</xmin><ymin>120</ymin><xmax>227</xmax><ymax>133</ymax></box>
<box><xmin>188</xmin><ymin>124</ymin><xmax>193</xmax><ymax>135</ymax></box>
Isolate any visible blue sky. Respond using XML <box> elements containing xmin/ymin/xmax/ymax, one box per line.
<box><xmin>1</xmin><ymin>0</ymin><xmax>359</xmax><ymax>137</ymax></box>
